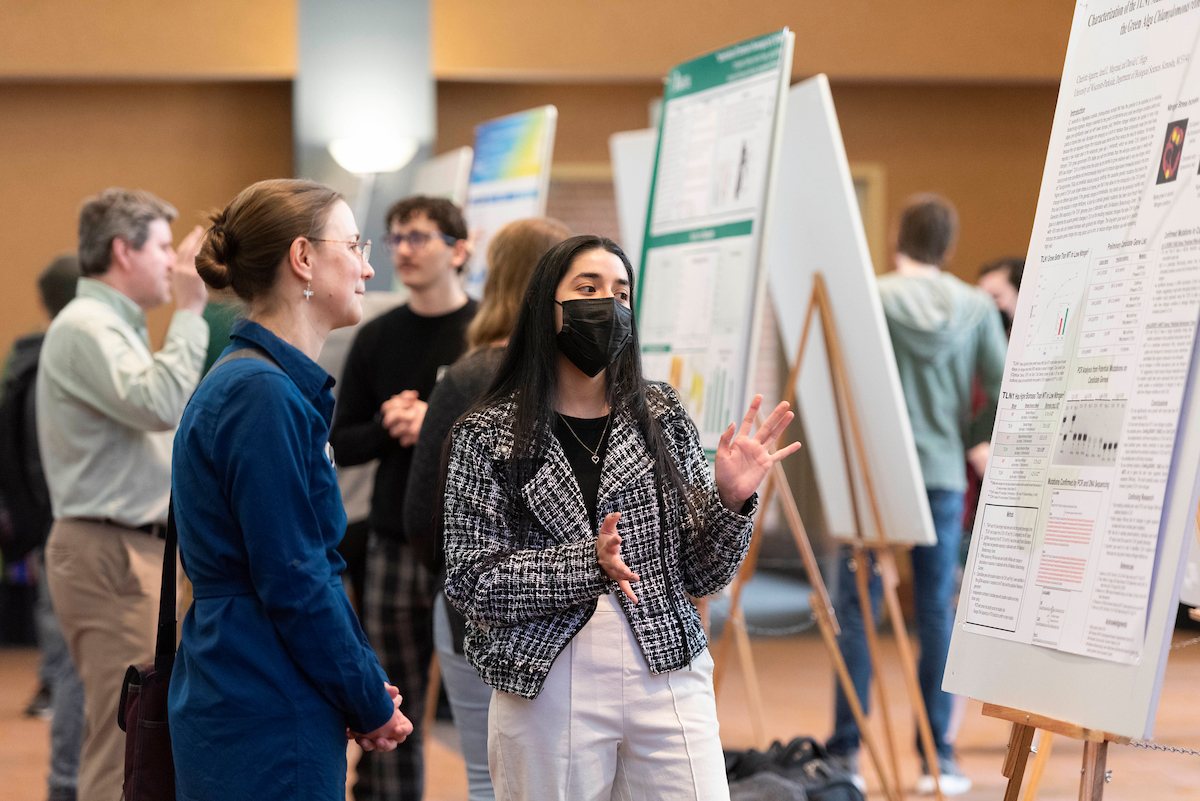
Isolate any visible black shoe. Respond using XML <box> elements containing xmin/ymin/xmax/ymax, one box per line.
<box><xmin>24</xmin><ymin>683</ymin><xmax>51</xmax><ymax>719</ymax></box>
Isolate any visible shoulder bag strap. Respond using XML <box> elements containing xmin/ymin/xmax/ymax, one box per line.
<box><xmin>153</xmin><ymin>501</ymin><xmax>178</xmax><ymax>675</ymax></box>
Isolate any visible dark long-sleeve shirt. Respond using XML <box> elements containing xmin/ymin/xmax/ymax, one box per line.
<box><xmin>330</xmin><ymin>300</ymin><xmax>476</xmax><ymax>540</ymax></box>
<box><xmin>403</xmin><ymin>344</ymin><xmax>505</xmax><ymax>570</ymax></box>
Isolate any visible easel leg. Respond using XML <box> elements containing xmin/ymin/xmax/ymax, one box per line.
<box><xmin>854</xmin><ymin>547</ymin><xmax>905</xmax><ymax>799</ymax></box>
<box><xmin>878</xmin><ymin>549</ymin><xmax>945</xmax><ymax>801</ymax></box>
<box><xmin>814</xmin><ymin>595</ymin><xmax>900</xmax><ymax>801</ymax></box>
<box><xmin>1079</xmin><ymin>741</ymin><xmax>1108</xmax><ymax>801</ymax></box>
<box><xmin>711</xmin><ymin>476</ymin><xmax>771</xmax><ymax>748</ymax></box>
<box><xmin>713</xmin><ymin>476</ymin><xmax>774</xmax><ymax>696</ymax></box>
<box><xmin>1022</xmin><ymin>731</ymin><xmax>1055</xmax><ymax>801</ymax></box>
<box><xmin>730</xmin><ymin>606</ymin><xmax>768</xmax><ymax>748</ymax></box>
<box><xmin>1002</xmin><ymin>722</ymin><xmax>1037</xmax><ymax>801</ymax></box>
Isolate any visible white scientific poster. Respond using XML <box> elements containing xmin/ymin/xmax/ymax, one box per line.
<box><xmin>957</xmin><ymin>0</ymin><xmax>1200</xmax><ymax>668</ymax></box>
<box><xmin>462</xmin><ymin>106</ymin><xmax>557</xmax><ymax>298</ymax></box>
<box><xmin>637</xmin><ymin>30</ymin><xmax>794</xmax><ymax>454</ymax></box>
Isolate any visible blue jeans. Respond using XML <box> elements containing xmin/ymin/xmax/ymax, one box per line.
<box><xmin>35</xmin><ymin>549</ymin><xmax>84</xmax><ymax>798</ymax></box>
<box><xmin>826</xmin><ymin>488</ymin><xmax>964</xmax><ymax>761</ymax></box>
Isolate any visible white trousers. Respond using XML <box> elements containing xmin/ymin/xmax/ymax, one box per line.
<box><xmin>488</xmin><ymin>593</ymin><xmax>730</xmax><ymax>801</ymax></box>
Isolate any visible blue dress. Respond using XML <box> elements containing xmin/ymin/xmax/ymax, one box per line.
<box><xmin>169</xmin><ymin>320</ymin><xmax>393</xmax><ymax>801</ymax></box>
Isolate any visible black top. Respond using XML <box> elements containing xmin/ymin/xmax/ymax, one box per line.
<box><xmin>0</xmin><ymin>333</ymin><xmax>53</xmax><ymax>560</ymax></box>
<box><xmin>404</xmin><ymin>345</ymin><xmax>507</xmax><ymax>570</ymax></box>
<box><xmin>403</xmin><ymin>345</ymin><xmax>505</xmax><ymax>656</ymax></box>
<box><xmin>553</xmin><ymin>413</ymin><xmax>612</xmax><ymax>530</ymax></box>
<box><xmin>329</xmin><ymin>300</ymin><xmax>477</xmax><ymax>540</ymax></box>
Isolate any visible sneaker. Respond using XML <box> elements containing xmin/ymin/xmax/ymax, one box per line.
<box><xmin>826</xmin><ymin>752</ymin><xmax>868</xmax><ymax>794</ymax></box>
<box><xmin>24</xmin><ymin>683</ymin><xmax>51</xmax><ymax>719</ymax></box>
<box><xmin>916</xmin><ymin>755</ymin><xmax>972</xmax><ymax>796</ymax></box>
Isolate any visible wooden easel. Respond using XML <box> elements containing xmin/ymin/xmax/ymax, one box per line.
<box><xmin>985</xmin><ymin>704</ymin><xmax>1130</xmax><ymax>801</ymax></box>
<box><xmin>714</xmin><ymin>452</ymin><xmax>903</xmax><ymax>801</ymax></box>
<box><xmin>712</xmin><ymin>273</ymin><xmax>945</xmax><ymax>801</ymax></box>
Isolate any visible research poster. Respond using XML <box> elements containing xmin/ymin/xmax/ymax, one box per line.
<box><xmin>960</xmin><ymin>1</ymin><xmax>1200</xmax><ymax>666</ymax></box>
<box><xmin>462</xmin><ymin>106</ymin><xmax>557</xmax><ymax>298</ymax></box>
<box><xmin>637</xmin><ymin>30</ymin><xmax>794</xmax><ymax>454</ymax></box>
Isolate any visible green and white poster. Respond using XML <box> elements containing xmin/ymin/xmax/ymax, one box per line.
<box><xmin>637</xmin><ymin>29</ymin><xmax>794</xmax><ymax>454</ymax></box>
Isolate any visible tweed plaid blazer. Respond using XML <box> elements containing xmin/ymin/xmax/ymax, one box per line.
<box><xmin>442</xmin><ymin>381</ymin><xmax>757</xmax><ymax>699</ymax></box>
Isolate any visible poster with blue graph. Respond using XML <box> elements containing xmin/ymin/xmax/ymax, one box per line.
<box><xmin>462</xmin><ymin>106</ymin><xmax>557</xmax><ymax>298</ymax></box>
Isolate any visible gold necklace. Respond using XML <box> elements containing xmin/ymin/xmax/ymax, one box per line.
<box><xmin>558</xmin><ymin>412</ymin><xmax>611</xmax><ymax>464</ymax></box>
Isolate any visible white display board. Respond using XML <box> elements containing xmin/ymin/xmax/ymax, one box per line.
<box><xmin>637</xmin><ymin>30</ymin><xmax>794</xmax><ymax>455</ymax></box>
<box><xmin>945</xmin><ymin>0</ymin><xmax>1200</xmax><ymax>738</ymax></box>
<box><xmin>762</xmin><ymin>75</ymin><xmax>935</xmax><ymax>546</ymax></box>
<box><xmin>413</xmin><ymin>146</ymin><xmax>473</xmax><ymax>206</ymax></box>
<box><xmin>462</xmin><ymin>106</ymin><xmax>557</xmax><ymax>298</ymax></box>
<box><xmin>609</xmin><ymin>128</ymin><xmax>657</xmax><ymax>271</ymax></box>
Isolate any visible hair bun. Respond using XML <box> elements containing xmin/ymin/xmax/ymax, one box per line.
<box><xmin>196</xmin><ymin>219</ymin><xmax>234</xmax><ymax>290</ymax></box>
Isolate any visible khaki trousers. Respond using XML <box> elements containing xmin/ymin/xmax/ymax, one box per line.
<box><xmin>45</xmin><ymin>518</ymin><xmax>165</xmax><ymax>801</ymax></box>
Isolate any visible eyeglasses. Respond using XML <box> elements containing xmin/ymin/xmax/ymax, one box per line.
<box><xmin>311</xmin><ymin>238</ymin><xmax>371</xmax><ymax>263</ymax></box>
<box><xmin>384</xmin><ymin>230</ymin><xmax>460</xmax><ymax>251</ymax></box>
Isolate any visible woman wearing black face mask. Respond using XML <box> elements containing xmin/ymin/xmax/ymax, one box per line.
<box><xmin>441</xmin><ymin>235</ymin><xmax>799</xmax><ymax>799</ymax></box>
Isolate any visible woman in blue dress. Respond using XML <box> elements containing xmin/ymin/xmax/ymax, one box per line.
<box><xmin>170</xmin><ymin>179</ymin><xmax>412</xmax><ymax>800</ymax></box>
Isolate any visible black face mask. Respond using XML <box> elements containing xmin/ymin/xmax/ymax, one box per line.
<box><xmin>556</xmin><ymin>297</ymin><xmax>633</xmax><ymax>378</ymax></box>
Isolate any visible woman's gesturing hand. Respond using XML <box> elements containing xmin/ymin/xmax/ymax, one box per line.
<box><xmin>596</xmin><ymin>512</ymin><xmax>640</xmax><ymax>604</ymax></box>
<box><xmin>714</xmin><ymin>395</ymin><xmax>802</xmax><ymax>512</ymax></box>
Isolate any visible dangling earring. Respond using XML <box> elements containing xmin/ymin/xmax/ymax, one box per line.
<box><xmin>303</xmin><ymin>282</ymin><xmax>314</xmax><ymax>301</ymax></box>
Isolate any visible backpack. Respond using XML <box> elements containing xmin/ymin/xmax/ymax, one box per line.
<box><xmin>726</xmin><ymin>737</ymin><xmax>865</xmax><ymax>801</ymax></box>
<box><xmin>0</xmin><ymin>334</ymin><xmax>52</xmax><ymax>563</ymax></box>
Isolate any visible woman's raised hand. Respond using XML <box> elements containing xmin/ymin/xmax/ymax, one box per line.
<box><xmin>714</xmin><ymin>395</ymin><xmax>801</xmax><ymax>512</ymax></box>
<box><xmin>596</xmin><ymin>512</ymin><xmax>640</xmax><ymax>604</ymax></box>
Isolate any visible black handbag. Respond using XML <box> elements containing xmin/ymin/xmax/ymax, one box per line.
<box><xmin>117</xmin><ymin>500</ymin><xmax>178</xmax><ymax>801</ymax></box>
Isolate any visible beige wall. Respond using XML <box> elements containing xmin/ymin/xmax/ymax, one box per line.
<box><xmin>0</xmin><ymin>82</ymin><xmax>294</xmax><ymax>350</ymax></box>
<box><xmin>835</xmin><ymin>83</ymin><xmax>1058</xmax><ymax>280</ymax></box>
<box><xmin>434</xmin><ymin>0</ymin><xmax>1074</xmax><ymax>82</ymax></box>
<box><xmin>0</xmin><ymin>0</ymin><xmax>295</xmax><ymax>79</ymax></box>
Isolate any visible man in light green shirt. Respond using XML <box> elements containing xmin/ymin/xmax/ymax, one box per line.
<box><xmin>38</xmin><ymin>188</ymin><xmax>209</xmax><ymax>801</ymax></box>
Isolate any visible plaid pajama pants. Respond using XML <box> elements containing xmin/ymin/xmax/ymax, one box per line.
<box><xmin>354</xmin><ymin>534</ymin><xmax>436</xmax><ymax>801</ymax></box>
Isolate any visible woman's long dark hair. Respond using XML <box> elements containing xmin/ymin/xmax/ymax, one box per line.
<box><xmin>473</xmin><ymin>235</ymin><xmax>696</xmax><ymax>523</ymax></box>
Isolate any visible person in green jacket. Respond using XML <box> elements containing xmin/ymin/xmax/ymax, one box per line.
<box><xmin>826</xmin><ymin>194</ymin><xmax>1007</xmax><ymax>797</ymax></box>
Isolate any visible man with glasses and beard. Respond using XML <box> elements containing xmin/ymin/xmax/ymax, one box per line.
<box><xmin>331</xmin><ymin>196</ymin><xmax>476</xmax><ymax>801</ymax></box>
